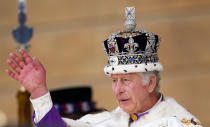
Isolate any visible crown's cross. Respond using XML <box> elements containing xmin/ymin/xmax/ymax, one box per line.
<box><xmin>124</xmin><ymin>36</ymin><xmax>139</xmax><ymax>54</ymax></box>
<box><xmin>125</xmin><ymin>7</ymin><xmax>136</xmax><ymax>31</ymax></box>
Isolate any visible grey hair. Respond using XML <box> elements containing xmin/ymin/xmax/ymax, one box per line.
<box><xmin>138</xmin><ymin>71</ymin><xmax>161</xmax><ymax>94</ymax></box>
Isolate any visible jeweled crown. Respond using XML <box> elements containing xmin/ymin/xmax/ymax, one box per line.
<box><xmin>103</xmin><ymin>7</ymin><xmax>163</xmax><ymax>75</ymax></box>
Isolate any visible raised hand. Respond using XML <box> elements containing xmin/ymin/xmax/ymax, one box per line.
<box><xmin>6</xmin><ymin>49</ymin><xmax>48</xmax><ymax>99</ymax></box>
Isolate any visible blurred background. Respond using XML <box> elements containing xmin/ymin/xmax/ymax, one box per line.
<box><xmin>0</xmin><ymin>0</ymin><xmax>210</xmax><ymax>126</ymax></box>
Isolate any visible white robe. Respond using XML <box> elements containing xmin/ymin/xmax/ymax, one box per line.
<box><xmin>62</xmin><ymin>97</ymin><xmax>202</xmax><ymax>127</ymax></box>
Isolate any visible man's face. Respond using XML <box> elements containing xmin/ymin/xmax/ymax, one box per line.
<box><xmin>111</xmin><ymin>73</ymin><xmax>149</xmax><ymax>114</ymax></box>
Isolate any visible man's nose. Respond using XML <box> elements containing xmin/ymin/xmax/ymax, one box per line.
<box><xmin>115</xmin><ymin>80</ymin><xmax>124</xmax><ymax>94</ymax></box>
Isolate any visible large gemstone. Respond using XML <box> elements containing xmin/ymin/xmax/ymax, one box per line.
<box><xmin>138</xmin><ymin>57</ymin><xmax>142</xmax><ymax>62</ymax></box>
<box><xmin>130</xmin><ymin>57</ymin><xmax>135</xmax><ymax>63</ymax></box>
<box><xmin>123</xmin><ymin>57</ymin><xmax>127</xmax><ymax>63</ymax></box>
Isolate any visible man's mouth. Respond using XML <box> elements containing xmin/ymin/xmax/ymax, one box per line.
<box><xmin>120</xmin><ymin>99</ymin><xmax>130</xmax><ymax>102</ymax></box>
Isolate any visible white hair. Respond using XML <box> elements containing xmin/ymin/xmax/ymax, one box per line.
<box><xmin>138</xmin><ymin>71</ymin><xmax>161</xmax><ymax>94</ymax></box>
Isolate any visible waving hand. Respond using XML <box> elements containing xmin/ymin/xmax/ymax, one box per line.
<box><xmin>6</xmin><ymin>49</ymin><xmax>48</xmax><ymax>99</ymax></box>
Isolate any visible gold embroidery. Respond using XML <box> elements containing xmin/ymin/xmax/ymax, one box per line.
<box><xmin>181</xmin><ymin>118</ymin><xmax>191</xmax><ymax>125</ymax></box>
<box><xmin>181</xmin><ymin>118</ymin><xmax>202</xmax><ymax>126</ymax></box>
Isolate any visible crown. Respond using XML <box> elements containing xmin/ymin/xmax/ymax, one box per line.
<box><xmin>103</xmin><ymin>7</ymin><xmax>163</xmax><ymax>75</ymax></box>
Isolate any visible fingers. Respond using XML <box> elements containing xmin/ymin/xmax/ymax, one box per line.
<box><xmin>19</xmin><ymin>49</ymin><xmax>33</xmax><ymax>64</ymax></box>
<box><xmin>7</xmin><ymin>59</ymin><xmax>21</xmax><ymax>73</ymax></box>
<box><xmin>10</xmin><ymin>53</ymin><xmax>25</xmax><ymax>68</ymax></box>
<box><xmin>5</xmin><ymin>69</ymin><xmax>19</xmax><ymax>81</ymax></box>
<box><xmin>33</xmin><ymin>57</ymin><xmax>45</xmax><ymax>71</ymax></box>
<box><xmin>7</xmin><ymin>50</ymin><xmax>43</xmax><ymax>73</ymax></box>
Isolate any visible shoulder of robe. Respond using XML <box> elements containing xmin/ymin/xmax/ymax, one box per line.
<box><xmin>153</xmin><ymin>97</ymin><xmax>203</xmax><ymax>127</ymax></box>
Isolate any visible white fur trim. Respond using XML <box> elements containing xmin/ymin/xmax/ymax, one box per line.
<box><xmin>104</xmin><ymin>62</ymin><xmax>163</xmax><ymax>76</ymax></box>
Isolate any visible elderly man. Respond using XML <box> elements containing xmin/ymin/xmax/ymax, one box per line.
<box><xmin>6</xmin><ymin>7</ymin><xmax>202</xmax><ymax>127</ymax></box>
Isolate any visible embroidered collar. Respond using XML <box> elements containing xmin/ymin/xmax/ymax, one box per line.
<box><xmin>130</xmin><ymin>94</ymin><xmax>164</xmax><ymax>121</ymax></box>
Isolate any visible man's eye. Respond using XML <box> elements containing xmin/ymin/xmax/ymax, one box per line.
<box><xmin>112</xmin><ymin>79</ymin><xmax>117</xmax><ymax>83</ymax></box>
<box><xmin>123</xmin><ymin>78</ymin><xmax>129</xmax><ymax>81</ymax></box>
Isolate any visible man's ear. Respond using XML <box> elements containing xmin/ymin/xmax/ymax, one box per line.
<box><xmin>146</xmin><ymin>74</ymin><xmax>156</xmax><ymax>93</ymax></box>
